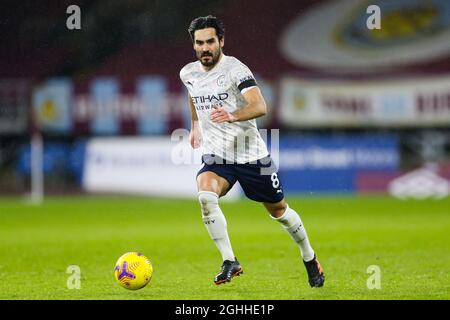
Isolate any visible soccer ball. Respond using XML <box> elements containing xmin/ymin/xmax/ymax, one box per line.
<box><xmin>114</xmin><ymin>252</ymin><xmax>153</xmax><ymax>290</ymax></box>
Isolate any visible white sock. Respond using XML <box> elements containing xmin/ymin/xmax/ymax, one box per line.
<box><xmin>198</xmin><ymin>191</ymin><xmax>235</xmax><ymax>262</ymax></box>
<box><xmin>272</xmin><ymin>204</ymin><xmax>315</xmax><ymax>262</ymax></box>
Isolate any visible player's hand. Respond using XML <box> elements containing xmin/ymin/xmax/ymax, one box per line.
<box><xmin>211</xmin><ymin>105</ymin><xmax>237</xmax><ymax>123</ymax></box>
<box><xmin>189</xmin><ymin>129</ymin><xmax>201</xmax><ymax>149</ymax></box>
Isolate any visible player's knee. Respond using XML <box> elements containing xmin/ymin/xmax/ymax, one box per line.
<box><xmin>266</xmin><ymin>201</ymin><xmax>287</xmax><ymax>218</ymax></box>
<box><xmin>198</xmin><ymin>191</ymin><xmax>219</xmax><ymax>216</ymax></box>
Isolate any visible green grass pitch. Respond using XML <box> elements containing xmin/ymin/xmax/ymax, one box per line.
<box><xmin>0</xmin><ymin>195</ymin><xmax>449</xmax><ymax>300</ymax></box>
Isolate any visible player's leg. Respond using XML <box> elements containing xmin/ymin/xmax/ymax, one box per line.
<box><xmin>197</xmin><ymin>171</ymin><xmax>234</xmax><ymax>261</ymax></box>
<box><xmin>264</xmin><ymin>199</ymin><xmax>315</xmax><ymax>261</ymax></box>
<box><xmin>264</xmin><ymin>199</ymin><xmax>324</xmax><ymax>287</ymax></box>
<box><xmin>197</xmin><ymin>171</ymin><xmax>243</xmax><ymax>284</ymax></box>
<box><xmin>197</xmin><ymin>170</ymin><xmax>230</xmax><ymax>197</ymax></box>
<box><xmin>235</xmin><ymin>156</ymin><xmax>324</xmax><ymax>287</ymax></box>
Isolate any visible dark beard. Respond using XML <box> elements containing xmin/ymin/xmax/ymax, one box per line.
<box><xmin>198</xmin><ymin>48</ymin><xmax>221</xmax><ymax>67</ymax></box>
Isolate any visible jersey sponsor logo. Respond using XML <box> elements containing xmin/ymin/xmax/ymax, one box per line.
<box><xmin>191</xmin><ymin>93</ymin><xmax>229</xmax><ymax>104</ymax></box>
<box><xmin>195</xmin><ymin>104</ymin><xmax>223</xmax><ymax>111</ymax></box>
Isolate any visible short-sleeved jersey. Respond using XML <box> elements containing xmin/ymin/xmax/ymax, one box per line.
<box><xmin>180</xmin><ymin>54</ymin><xmax>269</xmax><ymax>164</ymax></box>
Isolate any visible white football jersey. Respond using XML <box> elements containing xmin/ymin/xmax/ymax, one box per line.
<box><xmin>180</xmin><ymin>54</ymin><xmax>269</xmax><ymax>164</ymax></box>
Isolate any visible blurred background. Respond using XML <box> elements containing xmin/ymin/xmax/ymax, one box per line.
<box><xmin>1</xmin><ymin>0</ymin><xmax>449</xmax><ymax>201</ymax></box>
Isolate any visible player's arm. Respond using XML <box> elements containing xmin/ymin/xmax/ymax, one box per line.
<box><xmin>210</xmin><ymin>87</ymin><xmax>267</xmax><ymax>123</ymax></box>
<box><xmin>188</xmin><ymin>94</ymin><xmax>201</xmax><ymax>148</ymax></box>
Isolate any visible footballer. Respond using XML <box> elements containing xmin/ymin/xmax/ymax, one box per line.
<box><xmin>179</xmin><ymin>15</ymin><xmax>324</xmax><ymax>287</ymax></box>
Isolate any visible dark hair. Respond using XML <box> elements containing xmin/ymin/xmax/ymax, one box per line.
<box><xmin>188</xmin><ymin>15</ymin><xmax>225</xmax><ymax>42</ymax></box>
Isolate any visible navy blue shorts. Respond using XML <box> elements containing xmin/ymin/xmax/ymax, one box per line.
<box><xmin>197</xmin><ymin>154</ymin><xmax>285</xmax><ymax>203</ymax></box>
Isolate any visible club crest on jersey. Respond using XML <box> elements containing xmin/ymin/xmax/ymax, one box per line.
<box><xmin>217</xmin><ymin>75</ymin><xmax>226</xmax><ymax>87</ymax></box>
